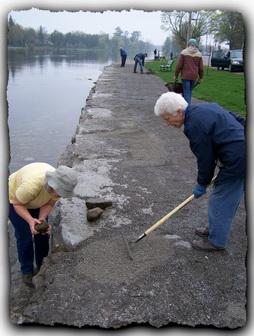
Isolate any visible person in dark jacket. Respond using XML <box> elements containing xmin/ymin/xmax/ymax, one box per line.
<box><xmin>133</xmin><ymin>53</ymin><xmax>147</xmax><ymax>73</ymax></box>
<box><xmin>119</xmin><ymin>48</ymin><xmax>127</xmax><ymax>67</ymax></box>
<box><xmin>154</xmin><ymin>92</ymin><xmax>246</xmax><ymax>252</ymax></box>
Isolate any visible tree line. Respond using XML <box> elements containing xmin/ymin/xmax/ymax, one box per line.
<box><xmin>7</xmin><ymin>16</ymin><xmax>156</xmax><ymax>57</ymax></box>
<box><xmin>8</xmin><ymin>10</ymin><xmax>245</xmax><ymax>58</ymax></box>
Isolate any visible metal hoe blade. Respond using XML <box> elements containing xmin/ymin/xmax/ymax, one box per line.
<box><xmin>121</xmin><ymin>232</ymin><xmax>134</xmax><ymax>260</ymax></box>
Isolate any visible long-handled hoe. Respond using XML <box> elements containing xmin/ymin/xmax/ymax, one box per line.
<box><xmin>122</xmin><ymin>176</ymin><xmax>216</xmax><ymax>260</ymax></box>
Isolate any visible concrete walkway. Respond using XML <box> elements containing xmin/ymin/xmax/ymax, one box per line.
<box><xmin>10</xmin><ymin>63</ymin><xmax>247</xmax><ymax>329</ymax></box>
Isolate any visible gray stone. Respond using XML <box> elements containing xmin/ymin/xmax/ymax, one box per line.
<box><xmin>87</xmin><ymin>207</ymin><xmax>104</xmax><ymax>222</ymax></box>
<box><xmin>34</xmin><ymin>220</ymin><xmax>49</xmax><ymax>234</ymax></box>
<box><xmin>86</xmin><ymin>197</ymin><xmax>113</xmax><ymax>210</ymax></box>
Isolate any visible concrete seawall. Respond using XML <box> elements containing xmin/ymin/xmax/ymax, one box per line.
<box><xmin>9</xmin><ymin>63</ymin><xmax>247</xmax><ymax>329</ymax></box>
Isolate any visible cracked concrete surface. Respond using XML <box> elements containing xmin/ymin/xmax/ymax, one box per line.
<box><xmin>9</xmin><ymin>63</ymin><xmax>247</xmax><ymax>330</ymax></box>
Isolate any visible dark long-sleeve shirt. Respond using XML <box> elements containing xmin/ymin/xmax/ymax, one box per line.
<box><xmin>184</xmin><ymin>103</ymin><xmax>245</xmax><ymax>185</ymax></box>
<box><xmin>134</xmin><ymin>53</ymin><xmax>146</xmax><ymax>65</ymax></box>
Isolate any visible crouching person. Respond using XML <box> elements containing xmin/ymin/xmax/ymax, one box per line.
<box><xmin>154</xmin><ymin>92</ymin><xmax>246</xmax><ymax>252</ymax></box>
<box><xmin>9</xmin><ymin>162</ymin><xmax>78</xmax><ymax>287</ymax></box>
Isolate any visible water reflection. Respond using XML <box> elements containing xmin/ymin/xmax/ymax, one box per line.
<box><xmin>7</xmin><ymin>49</ymin><xmax>114</xmax><ymax>173</ymax></box>
<box><xmin>8</xmin><ymin>48</ymin><xmax>116</xmax><ymax>79</ymax></box>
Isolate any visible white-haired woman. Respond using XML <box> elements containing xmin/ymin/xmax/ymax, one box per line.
<box><xmin>9</xmin><ymin>162</ymin><xmax>78</xmax><ymax>287</ymax></box>
<box><xmin>154</xmin><ymin>92</ymin><xmax>245</xmax><ymax>252</ymax></box>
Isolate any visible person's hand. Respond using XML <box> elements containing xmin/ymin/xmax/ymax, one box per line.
<box><xmin>28</xmin><ymin>218</ymin><xmax>41</xmax><ymax>235</ymax></box>
<box><xmin>197</xmin><ymin>78</ymin><xmax>202</xmax><ymax>84</ymax></box>
<box><xmin>193</xmin><ymin>184</ymin><xmax>207</xmax><ymax>198</ymax></box>
<box><xmin>43</xmin><ymin>224</ymin><xmax>51</xmax><ymax>235</ymax></box>
<box><xmin>38</xmin><ymin>218</ymin><xmax>52</xmax><ymax>235</ymax></box>
<box><xmin>173</xmin><ymin>76</ymin><xmax>178</xmax><ymax>82</ymax></box>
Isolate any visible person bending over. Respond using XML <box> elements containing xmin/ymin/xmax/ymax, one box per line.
<box><xmin>9</xmin><ymin>162</ymin><xmax>78</xmax><ymax>286</ymax></box>
<box><xmin>154</xmin><ymin>92</ymin><xmax>245</xmax><ymax>252</ymax></box>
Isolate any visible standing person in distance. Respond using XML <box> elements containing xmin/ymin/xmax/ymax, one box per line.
<box><xmin>119</xmin><ymin>48</ymin><xmax>127</xmax><ymax>67</ymax></box>
<box><xmin>154</xmin><ymin>49</ymin><xmax>157</xmax><ymax>60</ymax></box>
<box><xmin>174</xmin><ymin>38</ymin><xmax>204</xmax><ymax>104</ymax></box>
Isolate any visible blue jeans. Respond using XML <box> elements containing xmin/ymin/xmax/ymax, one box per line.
<box><xmin>134</xmin><ymin>56</ymin><xmax>143</xmax><ymax>72</ymax></box>
<box><xmin>9</xmin><ymin>204</ymin><xmax>49</xmax><ymax>274</ymax></box>
<box><xmin>208</xmin><ymin>178</ymin><xmax>244</xmax><ymax>248</ymax></box>
<box><xmin>182</xmin><ymin>79</ymin><xmax>196</xmax><ymax>104</ymax></box>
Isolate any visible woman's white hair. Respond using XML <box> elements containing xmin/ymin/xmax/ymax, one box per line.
<box><xmin>154</xmin><ymin>92</ymin><xmax>188</xmax><ymax>116</ymax></box>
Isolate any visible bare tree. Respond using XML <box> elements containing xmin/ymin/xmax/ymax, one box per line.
<box><xmin>161</xmin><ymin>10</ymin><xmax>215</xmax><ymax>49</ymax></box>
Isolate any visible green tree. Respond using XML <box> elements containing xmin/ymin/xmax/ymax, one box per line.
<box><xmin>99</xmin><ymin>34</ymin><xmax>110</xmax><ymax>50</ymax></box>
<box><xmin>8</xmin><ymin>23</ymin><xmax>25</xmax><ymax>47</ymax></box>
<box><xmin>8</xmin><ymin>15</ymin><xmax>15</xmax><ymax>27</ymax></box>
<box><xmin>162</xmin><ymin>37</ymin><xmax>172</xmax><ymax>57</ymax></box>
<box><xmin>212</xmin><ymin>11</ymin><xmax>245</xmax><ymax>49</ymax></box>
<box><xmin>114</xmin><ymin>26</ymin><xmax>124</xmax><ymax>37</ymax></box>
<box><xmin>37</xmin><ymin>26</ymin><xmax>47</xmax><ymax>45</ymax></box>
<box><xmin>130</xmin><ymin>31</ymin><xmax>141</xmax><ymax>42</ymax></box>
<box><xmin>65</xmin><ymin>32</ymin><xmax>73</xmax><ymax>47</ymax></box>
<box><xmin>49</xmin><ymin>30</ymin><xmax>64</xmax><ymax>48</ymax></box>
<box><xmin>24</xmin><ymin>28</ymin><xmax>36</xmax><ymax>47</ymax></box>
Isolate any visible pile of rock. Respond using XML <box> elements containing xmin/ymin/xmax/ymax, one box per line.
<box><xmin>85</xmin><ymin>198</ymin><xmax>113</xmax><ymax>222</ymax></box>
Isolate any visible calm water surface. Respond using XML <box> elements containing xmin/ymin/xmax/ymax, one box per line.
<box><xmin>7</xmin><ymin>49</ymin><xmax>114</xmax><ymax>174</ymax></box>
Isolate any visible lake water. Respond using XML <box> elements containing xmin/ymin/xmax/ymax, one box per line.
<box><xmin>7</xmin><ymin>49</ymin><xmax>115</xmax><ymax>174</ymax></box>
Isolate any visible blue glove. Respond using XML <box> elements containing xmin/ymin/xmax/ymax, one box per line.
<box><xmin>193</xmin><ymin>184</ymin><xmax>207</xmax><ymax>198</ymax></box>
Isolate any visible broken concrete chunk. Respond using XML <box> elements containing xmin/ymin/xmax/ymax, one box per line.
<box><xmin>86</xmin><ymin>198</ymin><xmax>113</xmax><ymax>210</ymax></box>
<box><xmin>87</xmin><ymin>207</ymin><xmax>104</xmax><ymax>222</ymax></box>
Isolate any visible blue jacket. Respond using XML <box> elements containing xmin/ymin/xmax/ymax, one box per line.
<box><xmin>184</xmin><ymin>103</ymin><xmax>245</xmax><ymax>185</ymax></box>
<box><xmin>120</xmin><ymin>49</ymin><xmax>127</xmax><ymax>56</ymax></box>
<box><xmin>134</xmin><ymin>53</ymin><xmax>146</xmax><ymax>65</ymax></box>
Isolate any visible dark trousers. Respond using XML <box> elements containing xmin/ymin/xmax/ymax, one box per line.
<box><xmin>9</xmin><ymin>204</ymin><xmax>49</xmax><ymax>274</ymax></box>
<box><xmin>121</xmin><ymin>55</ymin><xmax>127</xmax><ymax>67</ymax></box>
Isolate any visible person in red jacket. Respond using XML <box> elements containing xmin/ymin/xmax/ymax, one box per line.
<box><xmin>174</xmin><ymin>38</ymin><xmax>204</xmax><ymax>104</ymax></box>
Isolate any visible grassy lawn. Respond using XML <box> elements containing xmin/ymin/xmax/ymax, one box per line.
<box><xmin>145</xmin><ymin>59</ymin><xmax>246</xmax><ymax>116</ymax></box>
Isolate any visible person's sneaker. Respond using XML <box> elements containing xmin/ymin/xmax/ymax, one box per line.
<box><xmin>192</xmin><ymin>239</ymin><xmax>225</xmax><ymax>252</ymax></box>
<box><xmin>195</xmin><ymin>227</ymin><xmax>209</xmax><ymax>238</ymax></box>
<box><xmin>22</xmin><ymin>273</ymin><xmax>34</xmax><ymax>287</ymax></box>
<box><xmin>133</xmin><ymin>70</ymin><xmax>137</xmax><ymax>73</ymax></box>
<box><xmin>33</xmin><ymin>266</ymin><xmax>40</xmax><ymax>276</ymax></box>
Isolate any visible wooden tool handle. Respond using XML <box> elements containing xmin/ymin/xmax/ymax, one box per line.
<box><xmin>145</xmin><ymin>194</ymin><xmax>194</xmax><ymax>235</ymax></box>
<box><xmin>145</xmin><ymin>176</ymin><xmax>216</xmax><ymax>236</ymax></box>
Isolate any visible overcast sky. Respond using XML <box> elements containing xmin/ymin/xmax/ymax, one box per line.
<box><xmin>9</xmin><ymin>8</ymin><xmax>170</xmax><ymax>46</ymax></box>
